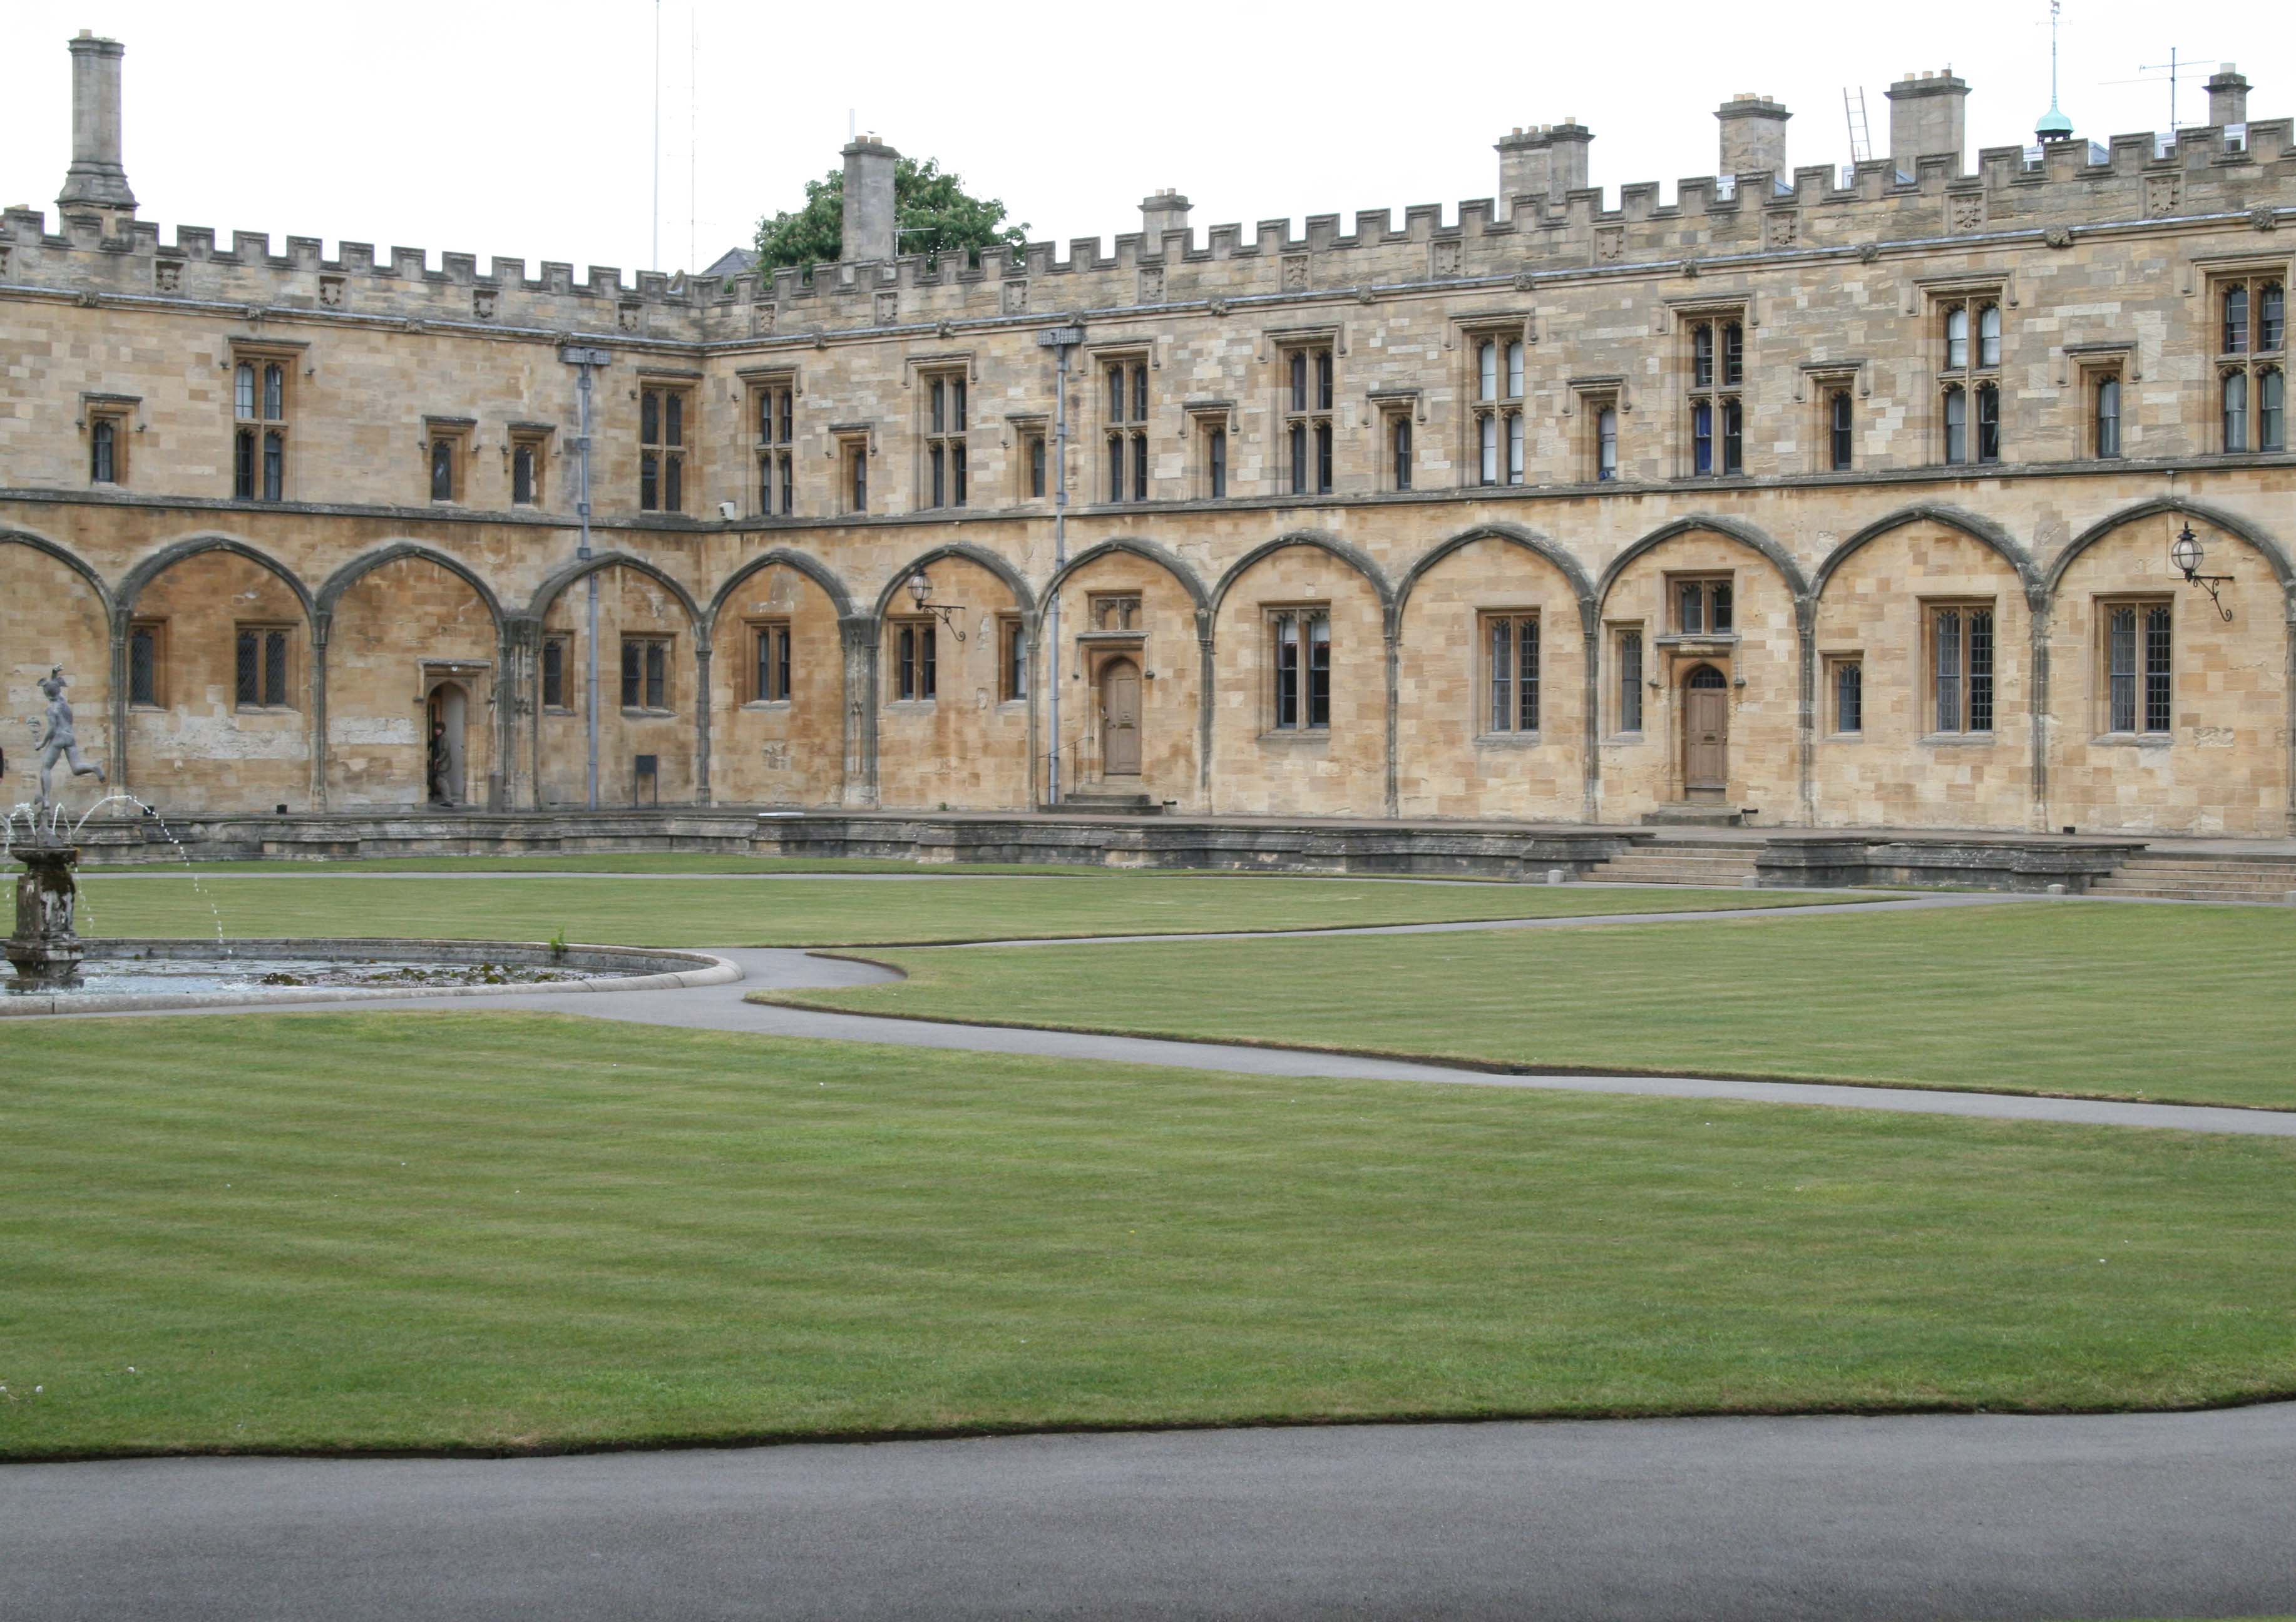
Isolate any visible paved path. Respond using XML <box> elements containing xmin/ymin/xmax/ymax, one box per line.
<box><xmin>73</xmin><ymin>917</ymin><xmax>2293</xmax><ymax>1135</ymax></box>
<box><xmin>8</xmin><ymin>1404</ymin><xmax>2294</xmax><ymax>1620</ymax></box>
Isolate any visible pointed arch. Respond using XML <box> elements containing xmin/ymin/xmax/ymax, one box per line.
<box><xmin>1045</xmin><ymin>536</ymin><xmax>1212</xmax><ymax>614</ymax></box>
<box><xmin>1595</xmin><ymin>514</ymin><xmax>1808</xmax><ymax>608</ymax></box>
<box><xmin>0</xmin><ymin>526</ymin><xmax>116</xmax><ymax>618</ymax></box>
<box><xmin>316</xmin><ymin>541</ymin><xmax>506</xmax><ymax>626</ymax></box>
<box><xmin>1209</xmin><ymin>529</ymin><xmax>1394</xmax><ymax>616</ymax></box>
<box><xmin>2045</xmin><ymin>496</ymin><xmax>2295</xmax><ymax>594</ymax></box>
<box><xmin>873</xmin><ymin>540</ymin><xmax>1037</xmax><ymax>620</ymax></box>
<box><xmin>1814</xmin><ymin>504</ymin><xmax>2039</xmax><ymax>603</ymax></box>
<box><xmin>708</xmin><ymin>547</ymin><xmax>858</xmax><ymax>623</ymax></box>
<box><xmin>118</xmin><ymin>533</ymin><xmax>315</xmax><ymax>622</ymax></box>
<box><xmin>1396</xmin><ymin>522</ymin><xmax>1598</xmax><ymax>626</ymax></box>
<box><xmin>526</xmin><ymin>550</ymin><xmax>706</xmax><ymax>640</ymax></box>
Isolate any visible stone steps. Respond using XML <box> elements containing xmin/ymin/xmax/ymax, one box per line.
<box><xmin>1584</xmin><ymin>845</ymin><xmax>1761</xmax><ymax>887</ymax></box>
<box><xmin>2091</xmin><ymin>855</ymin><xmax>2296</xmax><ymax>904</ymax></box>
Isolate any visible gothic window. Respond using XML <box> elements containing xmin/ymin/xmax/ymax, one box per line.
<box><xmin>619</xmin><ymin>635</ymin><xmax>672</xmax><ymax>712</ymax></box>
<box><xmin>1597</xmin><ymin>405</ymin><xmax>1619</xmax><ymax>481</ymax></box>
<box><xmin>511</xmin><ymin>429</ymin><xmax>549</xmax><ymax>506</ymax></box>
<box><xmin>2094</xmin><ymin>374</ymin><xmax>2122</xmax><ymax>459</ymax></box>
<box><xmin>893</xmin><ymin>620</ymin><xmax>937</xmax><ymax>701</ymax></box>
<box><xmin>1283</xmin><ymin>345</ymin><xmax>1335</xmax><ymax>495</ymax></box>
<box><xmin>1828</xmin><ymin>389</ymin><xmax>1854</xmax><ymax>471</ymax></box>
<box><xmin>232</xmin><ymin>354</ymin><xmax>289</xmax><ymax>501</ymax></box>
<box><xmin>128</xmin><ymin>620</ymin><xmax>164</xmax><ymax>708</ymax></box>
<box><xmin>90</xmin><ymin>416</ymin><xmax>120</xmax><ymax>484</ymax></box>
<box><xmin>233</xmin><ymin>625</ymin><xmax>293</xmax><ymax>709</ymax></box>
<box><xmin>2104</xmin><ymin>601</ymin><xmax>2173</xmax><ymax>735</ymax></box>
<box><xmin>923</xmin><ymin>370</ymin><xmax>968</xmax><ymax>509</ymax></box>
<box><xmin>1269</xmin><ymin>608</ymin><xmax>1330</xmax><ymax>730</ymax></box>
<box><xmin>1672</xmin><ymin>576</ymin><xmax>1734</xmax><ymax>635</ymax></box>
<box><xmin>751</xmin><ymin>621</ymin><xmax>792</xmax><ymax>703</ymax></box>
<box><xmin>541</xmin><ymin>634</ymin><xmax>572</xmax><ymax>710</ymax></box>
<box><xmin>1684</xmin><ymin>315</ymin><xmax>1744</xmax><ymax>476</ymax></box>
<box><xmin>2223</xmin><ymin>372</ymin><xmax>2249</xmax><ymax>452</ymax></box>
<box><xmin>1104</xmin><ymin>357</ymin><xmax>1149</xmax><ymax>502</ymax></box>
<box><xmin>640</xmin><ymin>385</ymin><xmax>689</xmax><ymax>512</ymax></box>
<box><xmin>754</xmin><ymin>380</ymin><xmax>795</xmax><ymax>516</ymax></box>
<box><xmin>1482</xmin><ymin>611</ymin><xmax>1540</xmax><ymax>734</ymax></box>
<box><xmin>2263</xmin><ymin>367</ymin><xmax>2286</xmax><ymax>452</ymax></box>
<box><xmin>1204</xmin><ymin>422</ymin><xmax>1227</xmax><ymax>498</ymax></box>
<box><xmin>1471</xmin><ymin>335</ymin><xmax>1525</xmax><ymax>487</ymax></box>
<box><xmin>836</xmin><ymin>432</ymin><xmax>869</xmax><ymax>513</ymax></box>
<box><xmin>1936</xmin><ymin>293</ymin><xmax>2005</xmax><ymax>465</ymax></box>
<box><xmin>1832</xmin><ymin>656</ymin><xmax>1863</xmax><ymax>735</ymax></box>
<box><xmin>1614</xmin><ymin>628</ymin><xmax>1644</xmax><ymax>733</ymax></box>
<box><xmin>1016</xmin><ymin>428</ymin><xmax>1047</xmax><ymax>500</ymax></box>
<box><xmin>430</xmin><ymin>437</ymin><xmax>455</xmax><ymax>501</ymax></box>
<box><xmin>1930</xmin><ymin>604</ymin><xmax>1995</xmax><ymax>735</ymax></box>
<box><xmin>999</xmin><ymin>615</ymin><xmax>1028</xmax><ymax>702</ymax></box>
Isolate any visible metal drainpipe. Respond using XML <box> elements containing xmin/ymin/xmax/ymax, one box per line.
<box><xmin>561</xmin><ymin>345</ymin><xmax>612</xmax><ymax>812</ymax></box>
<box><xmin>1037</xmin><ymin>324</ymin><xmax>1084</xmax><ymax>803</ymax></box>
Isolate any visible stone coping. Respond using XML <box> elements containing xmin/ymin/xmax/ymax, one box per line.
<box><xmin>0</xmin><ymin>939</ymin><xmax>741</xmax><ymax>1018</ymax></box>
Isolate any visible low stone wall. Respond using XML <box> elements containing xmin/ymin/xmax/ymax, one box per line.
<box><xmin>1756</xmin><ymin>836</ymin><xmax>2144</xmax><ymax>894</ymax></box>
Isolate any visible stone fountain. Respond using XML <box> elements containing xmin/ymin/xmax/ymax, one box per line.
<box><xmin>7</xmin><ymin>665</ymin><xmax>106</xmax><ymax>987</ymax></box>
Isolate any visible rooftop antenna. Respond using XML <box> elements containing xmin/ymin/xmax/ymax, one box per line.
<box><xmin>2118</xmin><ymin>47</ymin><xmax>2217</xmax><ymax>130</ymax></box>
<box><xmin>1842</xmin><ymin>86</ymin><xmax>1873</xmax><ymax>165</ymax></box>
<box><xmin>651</xmin><ymin>0</ymin><xmax>662</xmax><ymax>270</ymax></box>
<box><xmin>688</xmin><ymin>2</ymin><xmax>697</xmax><ymax>274</ymax></box>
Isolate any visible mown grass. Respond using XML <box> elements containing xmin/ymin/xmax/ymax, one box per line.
<box><xmin>95</xmin><ymin>854</ymin><xmax>1145</xmax><ymax>876</ymax></box>
<box><xmin>13</xmin><ymin>870</ymin><xmax>1836</xmax><ymax>949</ymax></box>
<box><xmin>770</xmin><ymin>902</ymin><xmax>2296</xmax><ymax>1110</ymax></box>
<box><xmin>3</xmin><ymin>1012</ymin><xmax>2291</xmax><ymax>1459</ymax></box>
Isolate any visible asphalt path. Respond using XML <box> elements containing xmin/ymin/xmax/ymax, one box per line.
<box><xmin>8</xmin><ymin>1404</ymin><xmax>2294</xmax><ymax>1620</ymax></box>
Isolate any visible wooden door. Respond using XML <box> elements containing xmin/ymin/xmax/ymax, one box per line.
<box><xmin>1683</xmin><ymin>666</ymin><xmax>1728</xmax><ymax>792</ymax></box>
<box><xmin>1100</xmin><ymin>658</ymin><xmax>1142</xmax><ymax>777</ymax></box>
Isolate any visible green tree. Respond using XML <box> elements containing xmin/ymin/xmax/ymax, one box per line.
<box><xmin>752</xmin><ymin>156</ymin><xmax>1028</xmax><ymax>275</ymax></box>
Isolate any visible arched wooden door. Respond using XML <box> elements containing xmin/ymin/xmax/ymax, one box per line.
<box><xmin>1100</xmin><ymin>658</ymin><xmax>1142</xmax><ymax>777</ymax></box>
<box><xmin>1682</xmin><ymin>665</ymin><xmax>1728</xmax><ymax>796</ymax></box>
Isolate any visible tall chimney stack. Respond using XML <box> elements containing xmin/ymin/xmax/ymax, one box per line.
<box><xmin>1140</xmin><ymin>189</ymin><xmax>1192</xmax><ymax>245</ymax></box>
<box><xmin>1495</xmin><ymin>128</ymin><xmax>1552</xmax><ymax>220</ymax></box>
<box><xmin>57</xmin><ymin>31</ymin><xmax>135</xmax><ymax>213</ymax></box>
<box><xmin>840</xmin><ymin>134</ymin><xmax>899</xmax><ymax>263</ymax></box>
<box><xmin>1885</xmin><ymin>69</ymin><xmax>1969</xmax><ymax>173</ymax></box>
<box><xmin>1716</xmin><ymin>94</ymin><xmax>1790</xmax><ymax>179</ymax></box>
<box><xmin>2208</xmin><ymin>64</ymin><xmax>2250</xmax><ymax>126</ymax></box>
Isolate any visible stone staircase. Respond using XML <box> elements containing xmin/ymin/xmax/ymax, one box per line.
<box><xmin>1584</xmin><ymin>841</ymin><xmax>1761</xmax><ymax>887</ymax></box>
<box><xmin>2088</xmin><ymin>853</ymin><xmax>2296</xmax><ymax>904</ymax></box>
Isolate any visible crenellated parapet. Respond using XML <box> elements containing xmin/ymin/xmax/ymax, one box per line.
<box><xmin>4</xmin><ymin>113</ymin><xmax>2291</xmax><ymax>354</ymax></box>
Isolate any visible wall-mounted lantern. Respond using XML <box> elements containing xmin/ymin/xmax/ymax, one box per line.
<box><xmin>2170</xmin><ymin>521</ymin><xmax>2235</xmax><ymax>621</ymax></box>
<box><xmin>906</xmin><ymin>569</ymin><xmax>968</xmax><ymax>641</ymax></box>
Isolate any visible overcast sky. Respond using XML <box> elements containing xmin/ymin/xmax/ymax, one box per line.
<box><xmin>8</xmin><ymin>0</ymin><xmax>2291</xmax><ymax>278</ymax></box>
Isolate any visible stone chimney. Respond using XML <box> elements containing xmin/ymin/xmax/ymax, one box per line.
<box><xmin>1886</xmin><ymin>69</ymin><xmax>1969</xmax><ymax>171</ymax></box>
<box><xmin>840</xmin><ymin>134</ymin><xmax>899</xmax><ymax>263</ymax></box>
<box><xmin>1495</xmin><ymin>128</ymin><xmax>1552</xmax><ymax>220</ymax></box>
<box><xmin>57</xmin><ymin>31</ymin><xmax>135</xmax><ymax>213</ymax></box>
<box><xmin>1716</xmin><ymin>93</ymin><xmax>1790</xmax><ymax>177</ymax></box>
<box><xmin>1545</xmin><ymin>118</ymin><xmax>1592</xmax><ymax>197</ymax></box>
<box><xmin>1140</xmin><ymin>189</ymin><xmax>1191</xmax><ymax>244</ymax></box>
<box><xmin>2209</xmin><ymin>64</ymin><xmax>2250</xmax><ymax>126</ymax></box>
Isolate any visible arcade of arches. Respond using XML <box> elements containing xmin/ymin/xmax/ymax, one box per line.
<box><xmin>3</xmin><ymin>502</ymin><xmax>2290</xmax><ymax>837</ymax></box>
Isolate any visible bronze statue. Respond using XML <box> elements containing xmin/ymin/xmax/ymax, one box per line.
<box><xmin>34</xmin><ymin>666</ymin><xmax>105</xmax><ymax>809</ymax></box>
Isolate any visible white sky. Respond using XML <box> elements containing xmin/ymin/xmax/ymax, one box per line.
<box><xmin>6</xmin><ymin>0</ymin><xmax>2292</xmax><ymax>279</ymax></box>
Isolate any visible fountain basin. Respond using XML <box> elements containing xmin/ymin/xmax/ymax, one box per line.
<box><xmin>0</xmin><ymin>938</ymin><xmax>739</xmax><ymax>1016</ymax></box>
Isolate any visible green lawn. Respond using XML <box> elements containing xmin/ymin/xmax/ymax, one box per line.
<box><xmin>96</xmin><ymin>854</ymin><xmax>1154</xmax><ymax>876</ymax></box>
<box><xmin>769</xmin><ymin>902</ymin><xmax>2296</xmax><ymax>1111</ymax></box>
<box><xmin>3</xmin><ymin>1012</ymin><xmax>2291</xmax><ymax>1459</ymax></box>
<box><xmin>19</xmin><ymin>871</ymin><xmax>1836</xmax><ymax>949</ymax></box>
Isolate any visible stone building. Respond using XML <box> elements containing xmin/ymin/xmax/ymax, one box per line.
<box><xmin>4</xmin><ymin>33</ymin><xmax>2293</xmax><ymax>836</ymax></box>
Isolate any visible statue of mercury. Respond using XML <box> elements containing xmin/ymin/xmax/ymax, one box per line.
<box><xmin>34</xmin><ymin>666</ymin><xmax>106</xmax><ymax>809</ymax></box>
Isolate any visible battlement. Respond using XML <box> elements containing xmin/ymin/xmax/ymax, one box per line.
<box><xmin>6</xmin><ymin>34</ymin><xmax>2294</xmax><ymax>351</ymax></box>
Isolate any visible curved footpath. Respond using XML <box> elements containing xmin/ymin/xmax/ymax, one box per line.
<box><xmin>58</xmin><ymin>891</ymin><xmax>2293</xmax><ymax>1136</ymax></box>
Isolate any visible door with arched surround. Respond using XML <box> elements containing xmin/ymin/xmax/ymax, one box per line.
<box><xmin>1099</xmin><ymin>657</ymin><xmax>1142</xmax><ymax>777</ymax></box>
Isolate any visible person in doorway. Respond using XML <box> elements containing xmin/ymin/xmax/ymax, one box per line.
<box><xmin>34</xmin><ymin>666</ymin><xmax>105</xmax><ymax>809</ymax></box>
<box><xmin>426</xmin><ymin>717</ymin><xmax>452</xmax><ymax>806</ymax></box>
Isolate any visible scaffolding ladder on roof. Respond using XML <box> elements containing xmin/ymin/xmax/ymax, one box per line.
<box><xmin>1843</xmin><ymin>86</ymin><xmax>1874</xmax><ymax>166</ymax></box>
